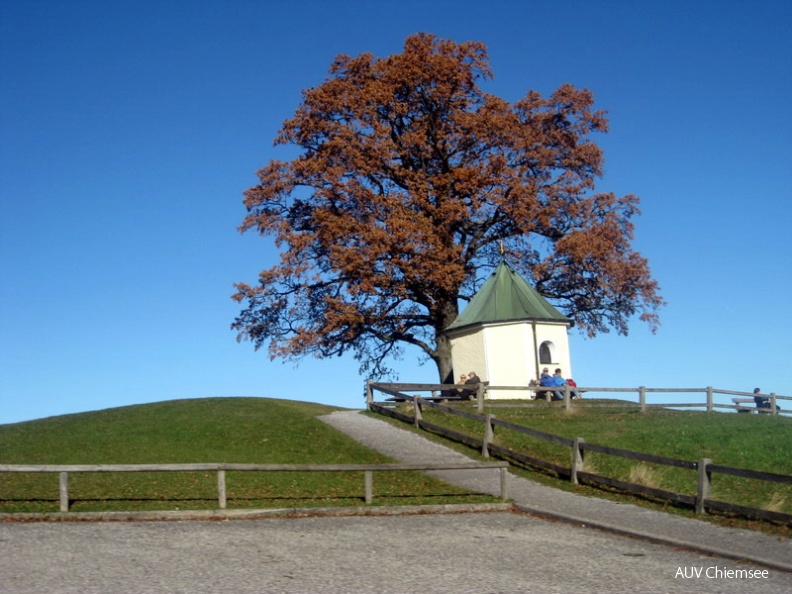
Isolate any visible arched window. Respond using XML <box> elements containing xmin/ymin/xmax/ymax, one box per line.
<box><xmin>539</xmin><ymin>341</ymin><xmax>554</xmax><ymax>364</ymax></box>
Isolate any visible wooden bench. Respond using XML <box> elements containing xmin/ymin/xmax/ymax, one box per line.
<box><xmin>386</xmin><ymin>393</ymin><xmax>472</xmax><ymax>403</ymax></box>
<box><xmin>732</xmin><ymin>396</ymin><xmax>781</xmax><ymax>412</ymax></box>
<box><xmin>732</xmin><ymin>397</ymin><xmax>756</xmax><ymax>413</ymax></box>
<box><xmin>529</xmin><ymin>384</ymin><xmax>583</xmax><ymax>402</ymax></box>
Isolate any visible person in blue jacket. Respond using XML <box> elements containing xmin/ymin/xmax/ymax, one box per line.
<box><xmin>549</xmin><ymin>368</ymin><xmax>568</xmax><ymax>400</ymax></box>
<box><xmin>539</xmin><ymin>367</ymin><xmax>565</xmax><ymax>400</ymax></box>
<box><xmin>535</xmin><ymin>368</ymin><xmax>554</xmax><ymax>400</ymax></box>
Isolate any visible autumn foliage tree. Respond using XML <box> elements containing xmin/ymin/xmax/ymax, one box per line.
<box><xmin>233</xmin><ymin>33</ymin><xmax>663</xmax><ymax>383</ymax></box>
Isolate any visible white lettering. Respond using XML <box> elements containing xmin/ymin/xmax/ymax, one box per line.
<box><xmin>675</xmin><ymin>567</ymin><xmax>703</xmax><ymax>578</ymax></box>
<box><xmin>704</xmin><ymin>566</ymin><xmax>770</xmax><ymax>579</ymax></box>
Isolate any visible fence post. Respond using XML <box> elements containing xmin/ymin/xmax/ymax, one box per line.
<box><xmin>366</xmin><ymin>380</ymin><xmax>373</xmax><ymax>407</ymax></box>
<box><xmin>706</xmin><ymin>386</ymin><xmax>713</xmax><ymax>413</ymax></box>
<box><xmin>476</xmin><ymin>383</ymin><xmax>485</xmax><ymax>413</ymax></box>
<box><xmin>571</xmin><ymin>438</ymin><xmax>585</xmax><ymax>485</ymax></box>
<box><xmin>499</xmin><ymin>467</ymin><xmax>508</xmax><ymax>500</ymax></box>
<box><xmin>563</xmin><ymin>384</ymin><xmax>571</xmax><ymax>410</ymax></box>
<box><xmin>413</xmin><ymin>397</ymin><xmax>423</xmax><ymax>427</ymax></box>
<box><xmin>482</xmin><ymin>414</ymin><xmax>495</xmax><ymax>458</ymax></box>
<box><xmin>770</xmin><ymin>393</ymin><xmax>778</xmax><ymax>416</ymax></box>
<box><xmin>59</xmin><ymin>471</ymin><xmax>69</xmax><ymax>512</ymax></box>
<box><xmin>639</xmin><ymin>386</ymin><xmax>647</xmax><ymax>413</ymax></box>
<box><xmin>364</xmin><ymin>470</ymin><xmax>373</xmax><ymax>504</ymax></box>
<box><xmin>696</xmin><ymin>458</ymin><xmax>712</xmax><ymax>515</ymax></box>
<box><xmin>217</xmin><ymin>469</ymin><xmax>227</xmax><ymax>509</ymax></box>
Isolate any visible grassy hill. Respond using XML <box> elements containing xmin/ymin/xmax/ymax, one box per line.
<box><xmin>0</xmin><ymin>397</ymin><xmax>497</xmax><ymax>513</ymax></box>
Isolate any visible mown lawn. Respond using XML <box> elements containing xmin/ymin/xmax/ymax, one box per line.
<box><xmin>0</xmin><ymin>397</ymin><xmax>500</xmax><ymax>513</ymax></box>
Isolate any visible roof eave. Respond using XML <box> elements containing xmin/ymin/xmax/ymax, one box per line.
<box><xmin>447</xmin><ymin>317</ymin><xmax>573</xmax><ymax>335</ymax></box>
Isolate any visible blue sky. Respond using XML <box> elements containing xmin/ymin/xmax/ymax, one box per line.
<box><xmin>1</xmin><ymin>0</ymin><xmax>790</xmax><ymax>424</ymax></box>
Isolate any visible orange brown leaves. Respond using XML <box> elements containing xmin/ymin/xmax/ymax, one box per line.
<box><xmin>233</xmin><ymin>33</ymin><xmax>663</xmax><ymax>380</ymax></box>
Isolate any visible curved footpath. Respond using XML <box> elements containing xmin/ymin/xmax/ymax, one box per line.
<box><xmin>319</xmin><ymin>410</ymin><xmax>792</xmax><ymax>573</ymax></box>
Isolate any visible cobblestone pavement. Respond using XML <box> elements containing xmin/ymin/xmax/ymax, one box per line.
<box><xmin>3</xmin><ymin>512</ymin><xmax>792</xmax><ymax>594</ymax></box>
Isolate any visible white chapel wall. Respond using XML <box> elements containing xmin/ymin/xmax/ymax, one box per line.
<box><xmin>482</xmin><ymin>323</ymin><xmax>531</xmax><ymax>399</ymax></box>
<box><xmin>449</xmin><ymin>328</ymin><xmax>487</xmax><ymax>385</ymax></box>
<box><xmin>450</xmin><ymin>321</ymin><xmax>573</xmax><ymax>400</ymax></box>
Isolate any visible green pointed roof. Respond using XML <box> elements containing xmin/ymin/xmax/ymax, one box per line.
<box><xmin>447</xmin><ymin>261</ymin><xmax>571</xmax><ymax>331</ymax></box>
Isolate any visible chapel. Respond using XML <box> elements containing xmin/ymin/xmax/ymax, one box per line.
<box><xmin>446</xmin><ymin>261</ymin><xmax>573</xmax><ymax>399</ymax></box>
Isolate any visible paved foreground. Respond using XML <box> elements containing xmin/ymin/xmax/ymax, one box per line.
<box><xmin>3</xmin><ymin>512</ymin><xmax>792</xmax><ymax>594</ymax></box>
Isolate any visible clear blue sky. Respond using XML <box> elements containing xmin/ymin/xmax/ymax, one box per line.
<box><xmin>2</xmin><ymin>0</ymin><xmax>790</xmax><ymax>424</ymax></box>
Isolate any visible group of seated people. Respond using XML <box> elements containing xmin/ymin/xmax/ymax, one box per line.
<box><xmin>532</xmin><ymin>367</ymin><xmax>579</xmax><ymax>400</ymax></box>
<box><xmin>440</xmin><ymin>371</ymin><xmax>483</xmax><ymax>400</ymax></box>
<box><xmin>442</xmin><ymin>368</ymin><xmax>580</xmax><ymax>401</ymax></box>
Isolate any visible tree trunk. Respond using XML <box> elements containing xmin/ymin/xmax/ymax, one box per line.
<box><xmin>431</xmin><ymin>297</ymin><xmax>460</xmax><ymax>384</ymax></box>
<box><xmin>434</xmin><ymin>331</ymin><xmax>454</xmax><ymax>384</ymax></box>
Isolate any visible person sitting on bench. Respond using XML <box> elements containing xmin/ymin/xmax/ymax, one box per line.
<box><xmin>440</xmin><ymin>374</ymin><xmax>468</xmax><ymax>399</ymax></box>
<box><xmin>539</xmin><ymin>368</ymin><xmax>566</xmax><ymax>400</ymax></box>
<box><xmin>459</xmin><ymin>371</ymin><xmax>481</xmax><ymax>400</ymax></box>
<box><xmin>753</xmin><ymin>387</ymin><xmax>781</xmax><ymax>411</ymax></box>
<box><xmin>549</xmin><ymin>368</ymin><xmax>568</xmax><ymax>400</ymax></box>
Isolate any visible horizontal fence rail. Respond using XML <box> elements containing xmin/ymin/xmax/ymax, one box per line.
<box><xmin>0</xmin><ymin>462</ymin><xmax>509</xmax><ymax>513</ymax></box>
<box><xmin>367</xmin><ymin>382</ymin><xmax>790</xmax><ymax>416</ymax></box>
<box><xmin>367</xmin><ymin>384</ymin><xmax>792</xmax><ymax>526</ymax></box>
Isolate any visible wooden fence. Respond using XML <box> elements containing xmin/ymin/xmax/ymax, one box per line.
<box><xmin>368</xmin><ymin>385</ymin><xmax>792</xmax><ymax>526</ymax></box>
<box><xmin>0</xmin><ymin>462</ymin><xmax>509</xmax><ymax>513</ymax></box>
<box><xmin>367</xmin><ymin>382</ymin><xmax>790</xmax><ymax>416</ymax></box>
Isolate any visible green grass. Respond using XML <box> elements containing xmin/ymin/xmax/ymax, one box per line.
<box><xmin>382</xmin><ymin>401</ymin><xmax>792</xmax><ymax>532</ymax></box>
<box><xmin>0</xmin><ymin>397</ymin><xmax>499</xmax><ymax>513</ymax></box>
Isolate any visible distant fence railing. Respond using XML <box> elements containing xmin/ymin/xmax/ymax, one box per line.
<box><xmin>367</xmin><ymin>384</ymin><xmax>792</xmax><ymax>526</ymax></box>
<box><xmin>0</xmin><ymin>462</ymin><xmax>509</xmax><ymax>513</ymax></box>
<box><xmin>366</xmin><ymin>382</ymin><xmax>789</xmax><ymax>416</ymax></box>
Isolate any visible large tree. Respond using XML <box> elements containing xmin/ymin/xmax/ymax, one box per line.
<box><xmin>232</xmin><ymin>33</ymin><xmax>663</xmax><ymax>383</ymax></box>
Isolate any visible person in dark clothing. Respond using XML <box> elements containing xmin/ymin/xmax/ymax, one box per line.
<box><xmin>753</xmin><ymin>387</ymin><xmax>781</xmax><ymax>411</ymax></box>
<box><xmin>753</xmin><ymin>387</ymin><xmax>769</xmax><ymax>408</ymax></box>
<box><xmin>460</xmin><ymin>371</ymin><xmax>482</xmax><ymax>400</ymax></box>
<box><xmin>441</xmin><ymin>374</ymin><xmax>468</xmax><ymax>399</ymax></box>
